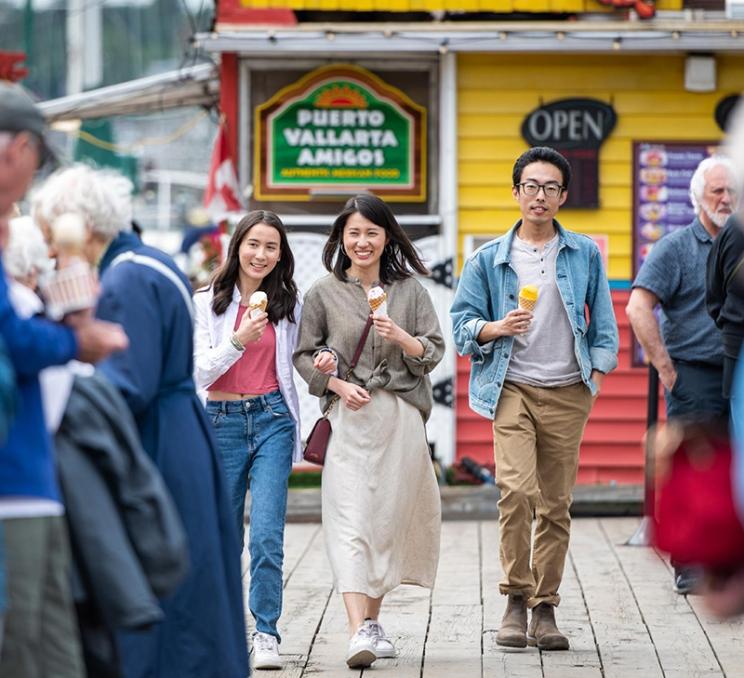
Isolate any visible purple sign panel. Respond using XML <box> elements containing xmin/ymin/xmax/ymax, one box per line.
<box><xmin>632</xmin><ymin>141</ymin><xmax>720</xmax><ymax>366</ymax></box>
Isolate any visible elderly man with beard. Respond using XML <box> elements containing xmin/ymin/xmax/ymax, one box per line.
<box><xmin>628</xmin><ymin>155</ymin><xmax>738</xmax><ymax>594</ymax></box>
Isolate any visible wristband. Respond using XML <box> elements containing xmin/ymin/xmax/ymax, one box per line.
<box><xmin>318</xmin><ymin>347</ymin><xmax>338</xmax><ymax>363</ymax></box>
<box><xmin>230</xmin><ymin>333</ymin><xmax>245</xmax><ymax>352</ymax></box>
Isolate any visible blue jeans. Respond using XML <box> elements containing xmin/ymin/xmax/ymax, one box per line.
<box><xmin>206</xmin><ymin>391</ymin><xmax>294</xmax><ymax>641</ymax></box>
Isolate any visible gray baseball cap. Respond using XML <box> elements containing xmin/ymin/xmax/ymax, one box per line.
<box><xmin>0</xmin><ymin>82</ymin><xmax>55</xmax><ymax>167</ymax></box>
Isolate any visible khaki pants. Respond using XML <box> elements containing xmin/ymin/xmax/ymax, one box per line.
<box><xmin>492</xmin><ymin>381</ymin><xmax>593</xmax><ymax>608</ymax></box>
<box><xmin>0</xmin><ymin>516</ymin><xmax>84</xmax><ymax>678</ymax></box>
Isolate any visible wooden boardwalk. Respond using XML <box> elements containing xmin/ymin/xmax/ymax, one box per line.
<box><xmin>241</xmin><ymin>518</ymin><xmax>744</xmax><ymax>677</ymax></box>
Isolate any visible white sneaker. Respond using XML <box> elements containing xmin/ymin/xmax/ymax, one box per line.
<box><xmin>252</xmin><ymin>631</ymin><xmax>282</xmax><ymax>670</ymax></box>
<box><xmin>346</xmin><ymin>623</ymin><xmax>378</xmax><ymax>668</ymax></box>
<box><xmin>364</xmin><ymin>619</ymin><xmax>397</xmax><ymax>658</ymax></box>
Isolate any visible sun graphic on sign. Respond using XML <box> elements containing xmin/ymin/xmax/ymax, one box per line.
<box><xmin>314</xmin><ymin>84</ymin><xmax>368</xmax><ymax>109</ymax></box>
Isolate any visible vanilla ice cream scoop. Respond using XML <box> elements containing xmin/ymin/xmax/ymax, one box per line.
<box><xmin>51</xmin><ymin>212</ymin><xmax>87</xmax><ymax>262</ymax></box>
<box><xmin>367</xmin><ymin>285</ymin><xmax>387</xmax><ymax>318</ymax></box>
<box><xmin>248</xmin><ymin>290</ymin><xmax>268</xmax><ymax>319</ymax></box>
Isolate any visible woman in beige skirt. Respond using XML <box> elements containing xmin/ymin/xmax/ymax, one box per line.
<box><xmin>294</xmin><ymin>194</ymin><xmax>444</xmax><ymax>669</ymax></box>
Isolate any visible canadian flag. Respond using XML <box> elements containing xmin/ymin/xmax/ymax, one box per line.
<box><xmin>204</xmin><ymin>122</ymin><xmax>243</xmax><ymax>218</ymax></box>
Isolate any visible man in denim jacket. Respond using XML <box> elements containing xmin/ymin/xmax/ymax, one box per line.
<box><xmin>451</xmin><ymin>147</ymin><xmax>618</xmax><ymax>651</ymax></box>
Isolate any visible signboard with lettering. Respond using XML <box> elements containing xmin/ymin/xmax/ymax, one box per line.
<box><xmin>254</xmin><ymin>64</ymin><xmax>426</xmax><ymax>202</ymax></box>
<box><xmin>521</xmin><ymin>98</ymin><xmax>617</xmax><ymax>209</ymax></box>
<box><xmin>631</xmin><ymin>140</ymin><xmax>719</xmax><ymax>366</ymax></box>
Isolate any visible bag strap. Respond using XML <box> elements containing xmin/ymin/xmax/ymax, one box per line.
<box><xmin>348</xmin><ymin>314</ymin><xmax>374</xmax><ymax>372</ymax></box>
<box><xmin>323</xmin><ymin>313</ymin><xmax>374</xmax><ymax>417</ymax></box>
<box><xmin>110</xmin><ymin>251</ymin><xmax>195</xmax><ymax>322</ymax></box>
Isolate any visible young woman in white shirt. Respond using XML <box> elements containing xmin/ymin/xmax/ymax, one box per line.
<box><xmin>193</xmin><ymin>210</ymin><xmax>303</xmax><ymax>671</ymax></box>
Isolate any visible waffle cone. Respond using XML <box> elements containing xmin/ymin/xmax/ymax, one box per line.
<box><xmin>368</xmin><ymin>294</ymin><xmax>387</xmax><ymax>312</ymax></box>
<box><xmin>248</xmin><ymin>299</ymin><xmax>267</xmax><ymax>319</ymax></box>
<box><xmin>519</xmin><ymin>297</ymin><xmax>537</xmax><ymax>312</ymax></box>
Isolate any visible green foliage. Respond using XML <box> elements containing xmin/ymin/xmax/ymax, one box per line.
<box><xmin>288</xmin><ymin>471</ymin><xmax>322</xmax><ymax>489</ymax></box>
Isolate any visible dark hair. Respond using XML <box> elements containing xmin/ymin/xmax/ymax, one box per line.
<box><xmin>322</xmin><ymin>194</ymin><xmax>429</xmax><ymax>284</ymax></box>
<box><xmin>206</xmin><ymin>210</ymin><xmax>298</xmax><ymax>323</ymax></box>
<box><xmin>512</xmin><ymin>146</ymin><xmax>572</xmax><ymax>188</ymax></box>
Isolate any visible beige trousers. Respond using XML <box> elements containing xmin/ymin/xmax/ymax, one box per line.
<box><xmin>492</xmin><ymin>381</ymin><xmax>593</xmax><ymax>608</ymax></box>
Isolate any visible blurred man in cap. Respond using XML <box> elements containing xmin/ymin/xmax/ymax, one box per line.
<box><xmin>0</xmin><ymin>81</ymin><xmax>128</xmax><ymax>676</ymax></box>
<box><xmin>0</xmin><ymin>83</ymin><xmax>55</xmax><ymax>216</ymax></box>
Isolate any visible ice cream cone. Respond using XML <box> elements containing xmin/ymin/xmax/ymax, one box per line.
<box><xmin>248</xmin><ymin>291</ymin><xmax>268</xmax><ymax>319</ymax></box>
<box><xmin>51</xmin><ymin>212</ymin><xmax>87</xmax><ymax>267</ymax></box>
<box><xmin>367</xmin><ymin>286</ymin><xmax>387</xmax><ymax>318</ymax></box>
<box><xmin>518</xmin><ymin>285</ymin><xmax>539</xmax><ymax>312</ymax></box>
<box><xmin>41</xmin><ymin>260</ymin><xmax>99</xmax><ymax>320</ymax></box>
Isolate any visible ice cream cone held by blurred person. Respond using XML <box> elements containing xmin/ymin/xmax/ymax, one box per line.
<box><xmin>41</xmin><ymin>212</ymin><xmax>99</xmax><ymax>320</ymax></box>
<box><xmin>51</xmin><ymin>212</ymin><xmax>87</xmax><ymax>266</ymax></box>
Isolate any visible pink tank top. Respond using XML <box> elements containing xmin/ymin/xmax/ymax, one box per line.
<box><xmin>208</xmin><ymin>305</ymin><xmax>279</xmax><ymax>395</ymax></box>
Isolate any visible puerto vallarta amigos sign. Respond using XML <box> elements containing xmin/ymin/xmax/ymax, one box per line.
<box><xmin>254</xmin><ymin>65</ymin><xmax>427</xmax><ymax>202</ymax></box>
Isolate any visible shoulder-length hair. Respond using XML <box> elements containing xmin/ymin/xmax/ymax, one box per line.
<box><xmin>322</xmin><ymin>194</ymin><xmax>429</xmax><ymax>283</ymax></box>
<box><xmin>206</xmin><ymin>210</ymin><xmax>298</xmax><ymax>323</ymax></box>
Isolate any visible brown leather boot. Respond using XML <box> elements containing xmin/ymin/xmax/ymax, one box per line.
<box><xmin>527</xmin><ymin>603</ymin><xmax>569</xmax><ymax>651</ymax></box>
<box><xmin>495</xmin><ymin>594</ymin><xmax>528</xmax><ymax>648</ymax></box>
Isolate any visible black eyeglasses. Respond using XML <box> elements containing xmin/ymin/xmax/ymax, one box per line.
<box><xmin>516</xmin><ymin>182</ymin><xmax>564</xmax><ymax>199</ymax></box>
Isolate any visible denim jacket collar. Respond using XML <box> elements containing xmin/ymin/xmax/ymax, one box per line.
<box><xmin>493</xmin><ymin>219</ymin><xmax>580</xmax><ymax>267</ymax></box>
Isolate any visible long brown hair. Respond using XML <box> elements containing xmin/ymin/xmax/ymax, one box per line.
<box><xmin>202</xmin><ymin>211</ymin><xmax>298</xmax><ymax>323</ymax></box>
<box><xmin>322</xmin><ymin>194</ymin><xmax>429</xmax><ymax>283</ymax></box>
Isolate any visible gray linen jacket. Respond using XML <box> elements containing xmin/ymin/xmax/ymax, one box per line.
<box><xmin>293</xmin><ymin>274</ymin><xmax>444</xmax><ymax>421</ymax></box>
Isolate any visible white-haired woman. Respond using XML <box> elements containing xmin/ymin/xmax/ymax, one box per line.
<box><xmin>4</xmin><ymin>216</ymin><xmax>53</xmax><ymax>310</ymax></box>
<box><xmin>3</xmin><ymin>215</ymin><xmax>77</xmax><ymax>433</ymax></box>
<box><xmin>32</xmin><ymin>165</ymin><xmax>249</xmax><ymax>678</ymax></box>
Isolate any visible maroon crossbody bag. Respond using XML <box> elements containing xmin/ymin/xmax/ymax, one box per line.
<box><xmin>302</xmin><ymin>314</ymin><xmax>374</xmax><ymax>466</ymax></box>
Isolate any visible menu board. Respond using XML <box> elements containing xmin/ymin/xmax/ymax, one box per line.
<box><xmin>632</xmin><ymin>141</ymin><xmax>719</xmax><ymax>366</ymax></box>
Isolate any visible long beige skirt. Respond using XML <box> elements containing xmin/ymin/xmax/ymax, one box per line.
<box><xmin>322</xmin><ymin>389</ymin><xmax>441</xmax><ymax>598</ymax></box>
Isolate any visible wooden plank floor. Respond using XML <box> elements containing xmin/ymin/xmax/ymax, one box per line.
<box><xmin>241</xmin><ymin>518</ymin><xmax>744</xmax><ymax>677</ymax></box>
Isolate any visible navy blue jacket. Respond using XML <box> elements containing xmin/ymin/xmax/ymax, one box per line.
<box><xmin>96</xmin><ymin>232</ymin><xmax>248</xmax><ymax>678</ymax></box>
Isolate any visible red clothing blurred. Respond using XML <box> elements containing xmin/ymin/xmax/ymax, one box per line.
<box><xmin>655</xmin><ymin>430</ymin><xmax>744</xmax><ymax>571</ymax></box>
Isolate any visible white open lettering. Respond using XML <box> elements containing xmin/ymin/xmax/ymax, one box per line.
<box><xmin>527</xmin><ymin>109</ymin><xmax>605</xmax><ymax>142</ymax></box>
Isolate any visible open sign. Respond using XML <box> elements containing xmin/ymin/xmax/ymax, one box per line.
<box><xmin>522</xmin><ymin>99</ymin><xmax>616</xmax><ymax>150</ymax></box>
